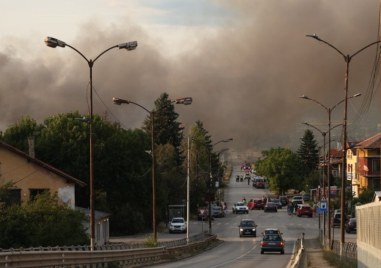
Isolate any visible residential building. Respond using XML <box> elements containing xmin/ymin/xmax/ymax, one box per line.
<box><xmin>0</xmin><ymin>141</ymin><xmax>85</xmax><ymax>207</ymax></box>
<box><xmin>354</xmin><ymin>132</ymin><xmax>381</xmax><ymax>194</ymax></box>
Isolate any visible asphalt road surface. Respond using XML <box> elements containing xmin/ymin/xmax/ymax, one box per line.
<box><xmin>153</xmin><ymin>166</ymin><xmax>321</xmax><ymax>268</ymax></box>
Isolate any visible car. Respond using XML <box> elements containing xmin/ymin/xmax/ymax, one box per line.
<box><xmin>211</xmin><ymin>206</ymin><xmax>225</xmax><ymax>218</ymax></box>
<box><xmin>303</xmin><ymin>194</ymin><xmax>310</xmax><ymax>201</ymax></box>
<box><xmin>271</xmin><ymin>199</ymin><xmax>283</xmax><ymax>209</ymax></box>
<box><xmin>260</xmin><ymin>234</ymin><xmax>285</xmax><ymax>254</ymax></box>
<box><xmin>232</xmin><ymin>202</ymin><xmax>249</xmax><ymax>214</ymax></box>
<box><xmin>291</xmin><ymin>195</ymin><xmax>303</xmax><ymax>203</ymax></box>
<box><xmin>238</xmin><ymin>219</ymin><xmax>257</xmax><ymax>237</ymax></box>
<box><xmin>345</xmin><ymin>218</ymin><xmax>356</xmax><ymax>233</ymax></box>
<box><xmin>263</xmin><ymin>228</ymin><xmax>282</xmax><ymax>236</ymax></box>
<box><xmin>252</xmin><ymin>199</ymin><xmax>265</xmax><ymax>210</ymax></box>
<box><xmin>296</xmin><ymin>204</ymin><xmax>313</xmax><ymax>217</ymax></box>
<box><xmin>168</xmin><ymin>217</ymin><xmax>187</xmax><ymax>233</ymax></box>
<box><xmin>253</xmin><ymin>178</ymin><xmax>266</xmax><ymax>188</ymax></box>
<box><xmin>279</xmin><ymin>196</ymin><xmax>289</xmax><ymax>206</ymax></box>
<box><xmin>264</xmin><ymin>202</ymin><xmax>278</xmax><ymax>212</ymax></box>
<box><xmin>332</xmin><ymin>212</ymin><xmax>341</xmax><ymax>228</ymax></box>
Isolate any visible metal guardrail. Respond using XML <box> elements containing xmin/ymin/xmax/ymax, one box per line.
<box><xmin>0</xmin><ymin>233</ymin><xmax>217</xmax><ymax>267</ymax></box>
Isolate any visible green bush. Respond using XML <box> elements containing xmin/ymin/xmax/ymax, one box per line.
<box><xmin>0</xmin><ymin>192</ymin><xmax>88</xmax><ymax>248</ymax></box>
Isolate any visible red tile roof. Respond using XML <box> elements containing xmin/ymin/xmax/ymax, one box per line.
<box><xmin>354</xmin><ymin>132</ymin><xmax>381</xmax><ymax>149</ymax></box>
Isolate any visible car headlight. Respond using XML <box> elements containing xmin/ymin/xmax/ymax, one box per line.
<box><xmin>240</xmin><ymin>228</ymin><xmax>243</xmax><ymax>232</ymax></box>
<box><xmin>252</xmin><ymin>228</ymin><xmax>256</xmax><ymax>231</ymax></box>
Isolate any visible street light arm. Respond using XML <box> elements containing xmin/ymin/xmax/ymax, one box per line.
<box><xmin>350</xmin><ymin>40</ymin><xmax>381</xmax><ymax>60</ymax></box>
<box><xmin>306</xmin><ymin>34</ymin><xmax>346</xmax><ymax>60</ymax></box>
<box><xmin>112</xmin><ymin>97</ymin><xmax>151</xmax><ymax>114</ymax></box>
<box><xmin>330</xmin><ymin>93</ymin><xmax>361</xmax><ymax>112</ymax></box>
<box><xmin>302</xmin><ymin>122</ymin><xmax>325</xmax><ymax>135</ymax></box>
<box><xmin>299</xmin><ymin>95</ymin><xmax>329</xmax><ymax>112</ymax></box>
<box><xmin>213</xmin><ymin>138</ymin><xmax>233</xmax><ymax>146</ymax></box>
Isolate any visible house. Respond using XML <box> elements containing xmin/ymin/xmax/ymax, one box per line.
<box><xmin>0</xmin><ymin>141</ymin><xmax>86</xmax><ymax>208</ymax></box>
<box><xmin>0</xmin><ymin>141</ymin><xmax>111</xmax><ymax>246</ymax></box>
<box><xmin>353</xmin><ymin>132</ymin><xmax>381</xmax><ymax>194</ymax></box>
<box><xmin>347</xmin><ymin>141</ymin><xmax>359</xmax><ymax>197</ymax></box>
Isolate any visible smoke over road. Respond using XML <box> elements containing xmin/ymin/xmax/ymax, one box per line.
<box><xmin>0</xmin><ymin>0</ymin><xmax>380</xmax><ymax>156</ymax></box>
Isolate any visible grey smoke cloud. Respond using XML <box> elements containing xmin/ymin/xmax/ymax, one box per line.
<box><xmin>0</xmin><ymin>0</ymin><xmax>380</xmax><ymax>157</ymax></box>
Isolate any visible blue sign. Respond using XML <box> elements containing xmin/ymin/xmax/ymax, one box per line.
<box><xmin>319</xmin><ymin>201</ymin><xmax>327</xmax><ymax>212</ymax></box>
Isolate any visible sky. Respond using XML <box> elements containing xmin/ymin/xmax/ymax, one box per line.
<box><xmin>1</xmin><ymin>0</ymin><xmax>381</xmax><ymax>160</ymax></box>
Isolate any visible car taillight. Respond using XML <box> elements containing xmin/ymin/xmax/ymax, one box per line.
<box><xmin>278</xmin><ymin>242</ymin><xmax>284</xmax><ymax>246</ymax></box>
<box><xmin>261</xmin><ymin>242</ymin><xmax>268</xmax><ymax>246</ymax></box>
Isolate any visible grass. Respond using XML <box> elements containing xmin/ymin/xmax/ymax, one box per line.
<box><xmin>323</xmin><ymin>250</ymin><xmax>357</xmax><ymax>268</ymax></box>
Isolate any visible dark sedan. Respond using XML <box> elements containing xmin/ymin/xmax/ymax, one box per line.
<box><xmin>260</xmin><ymin>234</ymin><xmax>285</xmax><ymax>254</ymax></box>
<box><xmin>264</xmin><ymin>202</ymin><xmax>278</xmax><ymax>212</ymax></box>
<box><xmin>238</xmin><ymin>219</ymin><xmax>257</xmax><ymax>237</ymax></box>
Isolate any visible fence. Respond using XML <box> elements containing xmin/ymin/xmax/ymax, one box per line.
<box><xmin>0</xmin><ymin>233</ymin><xmax>217</xmax><ymax>267</ymax></box>
<box><xmin>356</xmin><ymin>202</ymin><xmax>381</xmax><ymax>268</ymax></box>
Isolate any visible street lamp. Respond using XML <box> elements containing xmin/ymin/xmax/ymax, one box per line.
<box><xmin>113</xmin><ymin>96</ymin><xmax>192</xmax><ymax>244</ymax></box>
<box><xmin>208</xmin><ymin>138</ymin><xmax>233</xmax><ymax>233</ymax></box>
<box><xmin>45</xmin><ymin>36</ymin><xmax>137</xmax><ymax>250</ymax></box>
<box><xmin>299</xmin><ymin>93</ymin><xmax>361</xmax><ymax>246</ymax></box>
<box><xmin>306</xmin><ymin>33</ymin><xmax>378</xmax><ymax>251</ymax></box>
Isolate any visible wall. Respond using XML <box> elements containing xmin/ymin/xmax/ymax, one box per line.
<box><xmin>356</xmin><ymin>202</ymin><xmax>381</xmax><ymax>268</ymax></box>
<box><xmin>0</xmin><ymin>147</ymin><xmax>76</xmax><ymax>208</ymax></box>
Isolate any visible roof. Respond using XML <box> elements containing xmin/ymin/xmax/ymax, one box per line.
<box><xmin>0</xmin><ymin>141</ymin><xmax>86</xmax><ymax>187</ymax></box>
<box><xmin>355</xmin><ymin>132</ymin><xmax>381</xmax><ymax>149</ymax></box>
<box><xmin>76</xmin><ymin>207</ymin><xmax>111</xmax><ymax>220</ymax></box>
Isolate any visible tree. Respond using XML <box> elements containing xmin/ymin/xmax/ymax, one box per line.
<box><xmin>255</xmin><ymin>147</ymin><xmax>302</xmax><ymax>194</ymax></box>
<box><xmin>0</xmin><ymin>192</ymin><xmax>88</xmax><ymax>248</ymax></box>
<box><xmin>143</xmin><ymin>93</ymin><xmax>185</xmax><ymax>165</ymax></box>
<box><xmin>297</xmin><ymin>129</ymin><xmax>319</xmax><ymax>178</ymax></box>
<box><xmin>2</xmin><ymin>117</ymin><xmax>41</xmax><ymax>153</ymax></box>
<box><xmin>184</xmin><ymin>121</ymin><xmax>214</xmax><ymax>211</ymax></box>
<box><xmin>1</xmin><ymin>112</ymin><xmax>154</xmax><ymax>235</ymax></box>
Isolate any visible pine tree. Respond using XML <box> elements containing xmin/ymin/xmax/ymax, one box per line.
<box><xmin>297</xmin><ymin>129</ymin><xmax>319</xmax><ymax>177</ymax></box>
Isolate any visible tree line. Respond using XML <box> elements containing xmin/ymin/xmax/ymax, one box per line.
<box><xmin>0</xmin><ymin>92</ymin><xmax>226</xmax><ymax>247</ymax></box>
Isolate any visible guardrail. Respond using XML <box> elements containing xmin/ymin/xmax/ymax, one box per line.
<box><xmin>287</xmin><ymin>233</ymin><xmax>304</xmax><ymax>268</ymax></box>
<box><xmin>0</xmin><ymin>233</ymin><xmax>217</xmax><ymax>267</ymax></box>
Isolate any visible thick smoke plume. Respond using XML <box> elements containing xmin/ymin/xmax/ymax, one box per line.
<box><xmin>0</xmin><ymin>0</ymin><xmax>380</xmax><ymax>160</ymax></box>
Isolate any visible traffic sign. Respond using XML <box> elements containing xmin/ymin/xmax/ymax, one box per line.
<box><xmin>319</xmin><ymin>201</ymin><xmax>327</xmax><ymax>212</ymax></box>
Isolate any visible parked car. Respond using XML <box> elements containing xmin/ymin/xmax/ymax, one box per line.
<box><xmin>271</xmin><ymin>199</ymin><xmax>283</xmax><ymax>209</ymax></box>
<box><xmin>260</xmin><ymin>234</ymin><xmax>285</xmax><ymax>254</ymax></box>
<box><xmin>291</xmin><ymin>195</ymin><xmax>303</xmax><ymax>203</ymax></box>
<box><xmin>332</xmin><ymin>212</ymin><xmax>341</xmax><ymax>228</ymax></box>
<box><xmin>232</xmin><ymin>202</ymin><xmax>249</xmax><ymax>214</ymax></box>
<box><xmin>238</xmin><ymin>219</ymin><xmax>257</xmax><ymax>237</ymax></box>
<box><xmin>296</xmin><ymin>204</ymin><xmax>313</xmax><ymax>217</ymax></box>
<box><xmin>264</xmin><ymin>202</ymin><xmax>277</xmax><ymax>212</ymax></box>
<box><xmin>212</xmin><ymin>206</ymin><xmax>225</xmax><ymax>218</ymax></box>
<box><xmin>303</xmin><ymin>194</ymin><xmax>310</xmax><ymax>201</ymax></box>
<box><xmin>345</xmin><ymin>217</ymin><xmax>356</xmax><ymax>233</ymax></box>
<box><xmin>252</xmin><ymin>199</ymin><xmax>265</xmax><ymax>210</ymax></box>
<box><xmin>168</xmin><ymin>217</ymin><xmax>187</xmax><ymax>233</ymax></box>
<box><xmin>279</xmin><ymin>196</ymin><xmax>289</xmax><ymax>206</ymax></box>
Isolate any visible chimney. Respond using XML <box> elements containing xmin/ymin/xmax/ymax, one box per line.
<box><xmin>28</xmin><ymin>136</ymin><xmax>35</xmax><ymax>158</ymax></box>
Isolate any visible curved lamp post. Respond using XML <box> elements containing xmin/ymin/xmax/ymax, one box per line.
<box><xmin>302</xmin><ymin>122</ymin><xmax>343</xmax><ymax>243</ymax></box>
<box><xmin>45</xmin><ymin>37</ymin><xmax>137</xmax><ymax>250</ymax></box>
<box><xmin>113</xmin><ymin>96</ymin><xmax>192</xmax><ymax>244</ymax></box>
<box><xmin>306</xmin><ymin>33</ymin><xmax>378</xmax><ymax>250</ymax></box>
<box><xmin>299</xmin><ymin>93</ymin><xmax>361</xmax><ymax>245</ymax></box>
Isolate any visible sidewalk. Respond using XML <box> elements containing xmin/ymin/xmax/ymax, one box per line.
<box><xmin>303</xmin><ymin>238</ymin><xmax>335</xmax><ymax>268</ymax></box>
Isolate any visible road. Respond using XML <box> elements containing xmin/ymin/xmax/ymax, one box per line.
<box><xmin>153</xmin><ymin>166</ymin><xmax>321</xmax><ymax>268</ymax></box>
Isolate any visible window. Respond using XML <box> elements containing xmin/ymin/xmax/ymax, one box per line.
<box><xmin>29</xmin><ymin>188</ymin><xmax>49</xmax><ymax>201</ymax></box>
